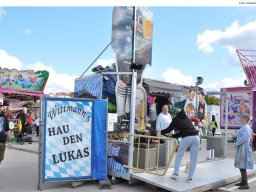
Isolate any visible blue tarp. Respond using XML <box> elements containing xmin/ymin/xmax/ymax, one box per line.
<box><xmin>74</xmin><ymin>74</ymin><xmax>103</xmax><ymax>99</ymax></box>
<box><xmin>91</xmin><ymin>100</ymin><xmax>108</xmax><ymax>179</ymax></box>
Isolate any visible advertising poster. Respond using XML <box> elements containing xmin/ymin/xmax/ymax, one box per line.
<box><xmin>133</xmin><ymin>7</ymin><xmax>153</xmax><ymax>68</ymax></box>
<box><xmin>111</xmin><ymin>6</ymin><xmax>153</xmax><ymax>133</ymax></box>
<box><xmin>42</xmin><ymin>98</ymin><xmax>107</xmax><ymax>182</ymax></box>
<box><xmin>220</xmin><ymin>89</ymin><xmax>252</xmax><ymax>128</ymax></box>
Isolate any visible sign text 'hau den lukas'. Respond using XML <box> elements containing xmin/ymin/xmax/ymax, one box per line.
<box><xmin>47</xmin><ymin>104</ymin><xmax>91</xmax><ymax>164</ymax></box>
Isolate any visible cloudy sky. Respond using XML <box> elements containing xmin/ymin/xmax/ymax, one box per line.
<box><xmin>0</xmin><ymin>6</ymin><xmax>256</xmax><ymax>94</ymax></box>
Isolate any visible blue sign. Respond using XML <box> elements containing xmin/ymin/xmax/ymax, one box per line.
<box><xmin>42</xmin><ymin>97</ymin><xmax>107</xmax><ymax>182</ymax></box>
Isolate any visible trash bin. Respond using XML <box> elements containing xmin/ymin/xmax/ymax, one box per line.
<box><xmin>206</xmin><ymin>136</ymin><xmax>225</xmax><ymax>158</ymax></box>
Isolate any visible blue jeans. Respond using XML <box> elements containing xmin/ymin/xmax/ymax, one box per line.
<box><xmin>173</xmin><ymin>135</ymin><xmax>200</xmax><ymax>179</ymax></box>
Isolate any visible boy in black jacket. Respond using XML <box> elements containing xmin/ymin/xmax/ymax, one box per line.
<box><xmin>161</xmin><ymin>109</ymin><xmax>200</xmax><ymax>183</ymax></box>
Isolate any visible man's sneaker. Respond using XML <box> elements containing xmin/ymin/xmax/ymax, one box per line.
<box><xmin>187</xmin><ymin>178</ymin><xmax>192</xmax><ymax>183</ymax></box>
<box><xmin>171</xmin><ymin>173</ymin><xmax>179</xmax><ymax>179</ymax></box>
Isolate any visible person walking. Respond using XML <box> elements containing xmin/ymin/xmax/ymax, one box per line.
<box><xmin>234</xmin><ymin>114</ymin><xmax>254</xmax><ymax>189</ymax></box>
<box><xmin>160</xmin><ymin>109</ymin><xmax>200</xmax><ymax>183</ymax></box>
<box><xmin>25</xmin><ymin>111</ymin><xmax>34</xmax><ymax>134</ymax></box>
<box><xmin>0</xmin><ymin>109</ymin><xmax>12</xmax><ymax>164</ymax></box>
<box><xmin>210</xmin><ymin>115</ymin><xmax>218</xmax><ymax>136</ymax></box>
<box><xmin>35</xmin><ymin>116</ymin><xmax>39</xmax><ymax>137</ymax></box>
<box><xmin>156</xmin><ymin>105</ymin><xmax>172</xmax><ymax>131</ymax></box>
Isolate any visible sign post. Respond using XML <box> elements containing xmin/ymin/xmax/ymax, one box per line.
<box><xmin>206</xmin><ymin>91</ymin><xmax>228</xmax><ymax>157</ymax></box>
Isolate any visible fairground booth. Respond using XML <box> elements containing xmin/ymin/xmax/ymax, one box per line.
<box><xmin>74</xmin><ymin>71</ymin><xmax>210</xmax><ymax>181</ymax></box>
<box><xmin>0</xmin><ymin>67</ymin><xmax>49</xmax><ymax>134</ymax></box>
<box><xmin>72</xmin><ymin>6</ymin><xmax>213</xmax><ymax>188</ymax></box>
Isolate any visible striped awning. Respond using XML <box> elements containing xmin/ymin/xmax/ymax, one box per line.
<box><xmin>143</xmin><ymin>78</ymin><xmax>189</xmax><ymax>96</ymax></box>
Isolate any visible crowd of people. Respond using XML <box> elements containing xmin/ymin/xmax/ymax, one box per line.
<box><xmin>8</xmin><ymin>110</ymin><xmax>37</xmax><ymax>136</ymax></box>
<box><xmin>0</xmin><ymin>108</ymin><xmax>40</xmax><ymax>165</ymax></box>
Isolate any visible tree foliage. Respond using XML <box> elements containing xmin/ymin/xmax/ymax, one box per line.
<box><xmin>205</xmin><ymin>95</ymin><xmax>219</xmax><ymax>105</ymax></box>
<box><xmin>244</xmin><ymin>79</ymin><xmax>249</xmax><ymax>86</ymax></box>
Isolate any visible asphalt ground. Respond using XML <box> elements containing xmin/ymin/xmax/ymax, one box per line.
<box><xmin>1</xmin><ymin>136</ymin><xmax>256</xmax><ymax>192</ymax></box>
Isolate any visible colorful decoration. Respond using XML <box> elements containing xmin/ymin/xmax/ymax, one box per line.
<box><xmin>147</xmin><ymin>96</ymin><xmax>156</xmax><ymax>104</ymax></box>
<box><xmin>0</xmin><ymin>68</ymin><xmax>49</xmax><ymax>91</ymax></box>
<box><xmin>220</xmin><ymin>87</ymin><xmax>252</xmax><ymax>128</ymax></box>
<box><xmin>192</xmin><ymin>117</ymin><xmax>200</xmax><ymax>122</ymax></box>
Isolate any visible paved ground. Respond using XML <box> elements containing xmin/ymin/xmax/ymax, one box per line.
<box><xmin>1</xmin><ymin>135</ymin><xmax>256</xmax><ymax>192</ymax></box>
<box><xmin>0</xmin><ymin>145</ymin><xmax>168</xmax><ymax>192</ymax></box>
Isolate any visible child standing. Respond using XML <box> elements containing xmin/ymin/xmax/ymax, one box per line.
<box><xmin>210</xmin><ymin>115</ymin><xmax>218</xmax><ymax>136</ymax></box>
<box><xmin>234</xmin><ymin>114</ymin><xmax>254</xmax><ymax>189</ymax></box>
<box><xmin>17</xmin><ymin>118</ymin><xmax>22</xmax><ymax>132</ymax></box>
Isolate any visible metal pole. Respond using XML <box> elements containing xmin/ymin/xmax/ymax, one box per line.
<box><xmin>224</xmin><ymin>91</ymin><xmax>228</xmax><ymax>158</ymax></box>
<box><xmin>128</xmin><ymin>6</ymin><xmax>136</xmax><ymax>176</ymax></box>
<box><xmin>38</xmin><ymin>96</ymin><xmax>45</xmax><ymax>191</ymax></box>
<box><xmin>80</xmin><ymin>42</ymin><xmax>111</xmax><ymax>78</ymax></box>
<box><xmin>195</xmin><ymin>82</ymin><xmax>198</xmax><ymax>118</ymax></box>
<box><xmin>128</xmin><ymin>70</ymin><xmax>137</xmax><ymax>174</ymax></box>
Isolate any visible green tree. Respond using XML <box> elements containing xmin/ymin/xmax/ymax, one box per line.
<box><xmin>244</xmin><ymin>79</ymin><xmax>249</xmax><ymax>86</ymax></box>
<box><xmin>205</xmin><ymin>95</ymin><xmax>219</xmax><ymax>105</ymax></box>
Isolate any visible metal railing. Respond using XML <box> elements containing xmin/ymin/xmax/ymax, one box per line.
<box><xmin>123</xmin><ymin>134</ymin><xmax>178</xmax><ymax>176</ymax></box>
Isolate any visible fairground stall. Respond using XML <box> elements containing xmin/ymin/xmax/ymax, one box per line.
<box><xmin>74</xmin><ymin>72</ymin><xmax>209</xmax><ymax>179</ymax></box>
<box><xmin>143</xmin><ymin>78</ymin><xmax>189</xmax><ymax>130</ymax></box>
<box><xmin>0</xmin><ymin>67</ymin><xmax>49</xmax><ymax>137</ymax></box>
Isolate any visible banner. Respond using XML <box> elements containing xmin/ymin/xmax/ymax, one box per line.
<box><xmin>0</xmin><ymin>68</ymin><xmax>49</xmax><ymax>91</ymax></box>
<box><xmin>42</xmin><ymin>98</ymin><xmax>107</xmax><ymax>181</ymax></box>
<box><xmin>220</xmin><ymin>87</ymin><xmax>252</xmax><ymax>128</ymax></box>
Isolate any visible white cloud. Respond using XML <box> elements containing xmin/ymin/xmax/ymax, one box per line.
<box><xmin>25</xmin><ymin>62</ymin><xmax>77</xmax><ymax>94</ymax></box>
<box><xmin>0</xmin><ymin>50</ymin><xmax>23</xmax><ymax>70</ymax></box>
<box><xmin>197</xmin><ymin>20</ymin><xmax>256</xmax><ymax>66</ymax></box>
<box><xmin>161</xmin><ymin>67</ymin><xmax>247</xmax><ymax>93</ymax></box>
<box><xmin>96</xmin><ymin>58</ymin><xmax>115</xmax><ymax>68</ymax></box>
<box><xmin>0</xmin><ymin>7</ymin><xmax>6</xmax><ymax>20</ymax></box>
<box><xmin>204</xmin><ymin>75</ymin><xmax>246</xmax><ymax>92</ymax></box>
<box><xmin>161</xmin><ymin>68</ymin><xmax>193</xmax><ymax>86</ymax></box>
<box><xmin>81</xmin><ymin>58</ymin><xmax>115</xmax><ymax>76</ymax></box>
<box><xmin>197</xmin><ymin>20</ymin><xmax>256</xmax><ymax>54</ymax></box>
<box><xmin>0</xmin><ymin>49</ymin><xmax>77</xmax><ymax>94</ymax></box>
<box><xmin>197</xmin><ymin>29</ymin><xmax>222</xmax><ymax>54</ymax></box>
<box><xmin>23</xmin><ymin>29</ymin><xmax>32</xmax><ymax>36</ymax></box>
